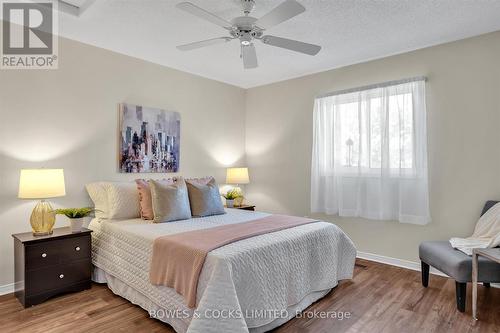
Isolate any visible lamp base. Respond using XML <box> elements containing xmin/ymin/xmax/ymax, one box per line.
<box><xmin>32</xmin><ymin>230</ymin><xmax>54</xmax><ymax>237</ymax></box>
<box><xmin>232</xmin><ymin>186</ymin><xmax>244</xmax><ymax>207</ymax></box>
<box><xmin>30</xmin><ymin>200</ymin><xmax>56</xmax><ymax>237</ymax></box>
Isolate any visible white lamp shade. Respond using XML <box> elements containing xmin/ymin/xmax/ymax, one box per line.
<box><xmin>18</xmin><ymin>169</ymin><xmax>66</xmax><ymax>199</ymax></box>
<box><xmin>226</xmin><ymin>167</ymin><xmax>250</xmax><ymax>184</ymax></box>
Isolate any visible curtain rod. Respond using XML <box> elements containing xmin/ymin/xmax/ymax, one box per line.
<box><xmin>316</xmin><ymin>76</ymin><xmax>427</xmax><ymax>99</ymax></box>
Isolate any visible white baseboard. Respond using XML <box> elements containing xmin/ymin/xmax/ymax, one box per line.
<box><xmin>0</xmin><ymin>283</ymin><xmax>15</xmax><ymax>296</ymax></box>
<box><xmin>357</xmin><ymin>251</ymin><xmax>448</xmax><ymax>277</ymax></box>
<box><xmin>357</xmin><ymin>251</ymin><xmax>500</xmax><ymax>288</ymax></box>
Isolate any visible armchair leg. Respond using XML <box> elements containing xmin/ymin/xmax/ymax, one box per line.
<box><xmin>483</xmin><ymin>282</ymin><xmax>491</xmax><ymax>288</ymax></box>
<box><xmin>421</xmin><ymin>261</ymin><xmax>430</xmax><ymax>287</ymax></box>
<box><xmin>456</xmin><ymin>282</ymin><xmax>467</xmax><ymax>312</ymax></box>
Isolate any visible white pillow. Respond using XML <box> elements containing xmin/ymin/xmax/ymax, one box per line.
<box><xmin>105</xmin><ymin>182</ymin><xmax>141</xmax><ymax>219</ymax></box>
<box><xmin>86</xmin><ymin>182</ymin><xmax>109</xmax><ymax>219</ymax></box>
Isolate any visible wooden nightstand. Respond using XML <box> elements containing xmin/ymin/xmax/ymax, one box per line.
<box><xmin>233</xmin><ymin>205</ymin><xmax>256</xmax><ymax>211</ymax></box>
<box><xmin>12</xmin><ymin>227</ymin><xmax>92</xmax><ymax>307</ymax></box>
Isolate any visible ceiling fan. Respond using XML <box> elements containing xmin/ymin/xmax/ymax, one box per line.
<box><xmin>176</xmin><ymin>0</ymin><xmax>321</xmax><ymax>69</ymax></box>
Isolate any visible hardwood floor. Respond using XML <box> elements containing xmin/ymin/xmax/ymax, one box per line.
<box><xmin>1</xmin><ymin>259</ymin><xmax>499</xmax><ymax>333</ymax></box>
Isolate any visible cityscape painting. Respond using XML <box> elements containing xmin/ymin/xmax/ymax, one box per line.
<box><xmin>119</xmin><ymin>103</ymin><xmax>180</xmax><ymax>173</ymax></box>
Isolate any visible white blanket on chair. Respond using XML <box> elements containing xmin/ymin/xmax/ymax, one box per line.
<box><xmin>450</xmin><ymin>202</ymin><xmax>500</xmax><ymax>255</ymax></box>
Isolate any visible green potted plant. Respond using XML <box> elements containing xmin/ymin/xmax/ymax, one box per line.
<box><xmin>55</xmin><ymin>207</ymin><xmax>96</xmax><ymax>233</ymax></box>
<box><xmin>223</xmin><ymin>188</ymin><xmax>242</xmax><ymax>208</ymax></box>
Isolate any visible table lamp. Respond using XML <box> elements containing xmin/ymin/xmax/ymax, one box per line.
<box><xmin>226</xmin><ymin>167</ymin><xmax>250</xmax><ymax>206</ymax></box>
<box><xmin>18</xmin><ymin>169</ymin><xmax>66</xmax><ymax>236</ymax></box>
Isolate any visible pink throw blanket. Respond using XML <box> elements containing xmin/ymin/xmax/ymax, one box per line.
<box><xmin>149</xmin><ymin>214</ymin><xmax>318</xmax><ymax>308</ymax></box>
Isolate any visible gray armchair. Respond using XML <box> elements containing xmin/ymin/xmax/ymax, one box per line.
<box><xmin>419</xmin><ymin>200</ymin><xmax>500</xmax><ymax>312</ymax></box>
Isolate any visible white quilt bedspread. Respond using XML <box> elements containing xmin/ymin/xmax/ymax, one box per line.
<box><xmin>89</xmin><ymin>209</ymin><xmax>356</xmax><ymax>333</ymax></box>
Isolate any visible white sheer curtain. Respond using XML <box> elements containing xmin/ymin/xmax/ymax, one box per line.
<box><xmin>311</xmin><ymin>79</ymin><xmax>430</xmax><ymax>224</ymax></box>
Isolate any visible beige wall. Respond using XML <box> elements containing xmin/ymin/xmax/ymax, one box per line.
<box><xmin>0</xmin><ymin>37</ymin><xmax>246</xmax><ymax>287</ymax></box>
<box><xmin>245</xmin><ymin>31</ymin><xmax>500</xmax><ymax>263</ymax></box>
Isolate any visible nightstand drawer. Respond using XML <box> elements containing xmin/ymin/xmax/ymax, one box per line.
<box><xmin>26</xmin><ymin>260</ymin><xmax>91</xmax><ymax>295</ymax></box>
<box><xmin>25</xmin><ymin>243</ymin><xmax>60</xmax><ymax>269</ymax></box>
<box><xmin>25</xmin><ymin>235</ymin><xmax>91</xmax><ymax>270</ymax></box>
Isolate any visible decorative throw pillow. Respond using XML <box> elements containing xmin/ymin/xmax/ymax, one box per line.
<box><xmin>149</xmin><ymin>178</ymin><xmax>192</xmax><ymax>223</ymax></box>
<box><xmin>185</xmin><ymin>177</ymin><xmax>226</xmax><ymax>217</ymax></box>
<box><xmin>85</xmin><ymin>182</ymin><xmax>109</xmax><ymax>219</ymax></box>
<box><xmin>105</xmin><ymin>182</ymin><xmax>142</xmax><ymax>219</ymax></box>
<box><xmin>135</xmin><ymin>178</ymin><xmax>176</xmax><ymax>220</ymax></box>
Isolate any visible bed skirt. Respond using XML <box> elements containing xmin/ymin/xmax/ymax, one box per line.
<box><xmin>92</xmin><ymin>266</ymin><xmax>332</xmax><ymax>333</ymax></box>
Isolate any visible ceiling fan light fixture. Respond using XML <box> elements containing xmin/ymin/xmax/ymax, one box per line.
<box><xmin>240</xmin><ymin>33</ymin><xmax>252</xmax><ymax>46</ymax></box>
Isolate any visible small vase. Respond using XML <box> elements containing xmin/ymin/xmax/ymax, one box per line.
<box><xmin>226</xmin><ymin>199</ymin><xmax>234</xmax><ymax>208</ymax></box>
<box><xmin>69</xmin><ymin>218</ymin><xmax>84</xmax><ymax>233</ymax></box>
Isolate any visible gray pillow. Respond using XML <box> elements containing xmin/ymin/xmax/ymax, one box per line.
<box><xmin>148</xmin><ymin>178</ymin><xmax>192</xmax><ymax>223</ymax></box>
<box><xmin>185</xmin><ymin>177</ymin><xmax>226</xmax><ymax>217</ymax></box>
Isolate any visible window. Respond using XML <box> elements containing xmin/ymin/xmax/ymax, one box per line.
<box><xmin>337</xmin><ymin>93</ymin><xmax>414</xmax><ymax>170</ymax></box>
<box><xmin>311</xmin><ymin>78</ymin><xmax>430</xmax><ymax>224</ymax></box>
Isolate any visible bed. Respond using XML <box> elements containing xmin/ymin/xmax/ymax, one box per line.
<box><xmin>88</xmin><ymin>208</ymin><xmax>356</xmax><ymax>333</ymax></box>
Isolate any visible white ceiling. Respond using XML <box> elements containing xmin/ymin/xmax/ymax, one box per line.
<box><xmin>58</xmin><ymin>0</ymin><xmax>500</xmax><ymax>88</ymax></box>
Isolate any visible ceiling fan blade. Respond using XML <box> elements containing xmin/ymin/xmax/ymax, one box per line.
<box><xmin>177</xmin><ymin>37</ymin><xmax>233</xmax><ymax>51</ymax></box>
<box><xmin>261</xmin><ymin>35</ymin><xmax>321</xmax><ymax>55</ymax></box>
<box><xmin>255</xmin><ymin>0</ymin><xmax>305</xmax><ymax>30</ymax></box>
<box><xmin>241</xmin><ymin>44</ymin><xmax>258</xmax><ymax>69</ymax></box>
<box><xmin>176</xmin><ymin>2</ymin><xmax>232</xmax><ymax>29</ymax></box>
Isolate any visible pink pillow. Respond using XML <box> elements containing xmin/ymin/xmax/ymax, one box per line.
<box><xmin>135</xmin><ymin>178</ymin><xmax>176</xmax><ymax>220</ymax></box>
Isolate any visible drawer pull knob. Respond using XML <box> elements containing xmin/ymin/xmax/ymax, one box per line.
<box><xmin>59</xmin><ymin>274</ymin><xmax>64</xmax><ymax>279</ymax></box>
<box><xmin>41</xmin><ymin>253</ymin><xmax>47</xmax><ymax>258</ymax></box>
<box><xmin>75</xmin><ymin>246</ymin><xmax>81</xmax><ymax>251</ymax></box>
